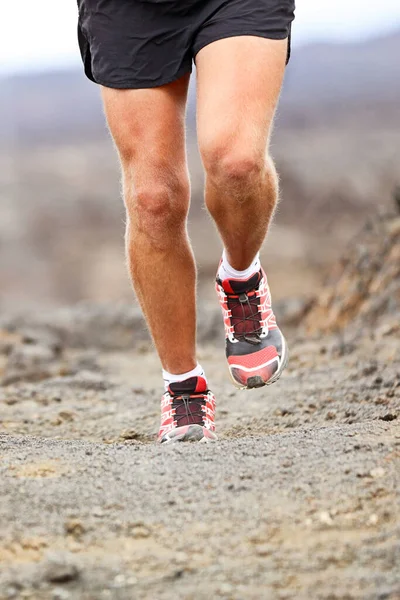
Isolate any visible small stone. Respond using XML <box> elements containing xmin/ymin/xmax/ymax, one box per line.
<box><xmin>64</xmin><ymin>519</ymin><xmax>85</xmax><ymax>538</ymax></box>
<box><xmin>174</xmin><ymin>552</ymin><xmax>189</xmax><ymax>564</ymax></box>
<box><xmin>43</xmin><ymin>556</ymin><xmax>80</xmax><ymax>584</ymax></box>
<box><xmin>129</xmin><ymin>523</ymin><xmax>151</xmax><ymax>538</ymax></box>
<box><xmin>367</xmin><ymin>514</ymin><xmax>379</xmax><ymax>526</ymax></box>
<box><xmin>5</xmin><ymin>398</ymin><xmax>18</xmax><ymax>405</ymax></box>
<box><xmin>362</xmin><ymin>364</ymin><xmax>378</xmax><ymax>376</ymax></box>
<box><xmin>379</xmin><ymin>413</ymin><xmax>397</xmax><ymax>422</ymax></box>
<box><xmin>218</xmin><ymin>583</ymin><xmax>234</xmax><ymax>594</ymax></box>
<box><xmin>119</xmin><ymin>429</ymin><xmax>141</xmax><ymax>441</ymax></box>
<box><xmin>326</xmin><ymin>411</ymin><xmax>336</xmax><ymax>420</ymax></box>
<box><xmin>58</xmin><ymin>411</ymin><xmax>75</xmax><ymax>422</ymax></box>
<box><xmin>281</xmin><ymin>460</ymin><xmax>293</xmax><ymax>468</ymax></box>
<box><xmin>319</xmin><ymin>511</ymin><xmax>333</xmax><ymax>526</ymax></box>
<box><xmin>375</xmin><ymin>396</ymin><xmax>389</xmax><ymax>405</ymax></box>
<box><xmin>370</xmin><ymin>467</ymin><xmax>385</xmax><ymax>479</ymax></box>
<box><xmin>5</xmin><ymin>586</ymin><xmax>21</xmax><ymax>599</ymax></box>
<box><xmin>255</xmin><ymin>544</ymin><xmax>273</xmax><ymax>557</ymax></box>
<box><xmin>67</xmin><ymin>540</ymin><xmax>83</xmax><ymax>553</ymax></box>
<box><xmin>113</xmin><ymin>574</ymin><xmax>126</xmax><ymax>587</ymax></box>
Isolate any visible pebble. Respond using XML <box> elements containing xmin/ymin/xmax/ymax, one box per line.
<box><xmin>5</xmin><ymin>586</ymin><xmax>20</xmax><ymax>599</ymax></box>
<box><xmin>218</xmin><ymin>583</ymin><xmax>234</xmax><ymax>594</ymax></box>
<box><xmin>379</xmin><ymin>413</ymin><xmax>397</xmax><ymax>421</ymax></box>
<box><xmin>64</xmin><ymin>518</ymin><xmax>85</xmax><ymax>537</ymax></box>
<box><xmin>113</xmin><ymin>574</ymin><xmax>126</xmax><ymax>587</ymax></box>
<box><xmin>43</xmin><ymin>557</ymin><xmax>80</xmax><ymax>584</ymax></box>
<box><xmin>255</xmin><ymin>544</ymin><xmax>274</xmax><ymax>557</ymax></box>
<box><xmin>129</xmin><ymin>524</ymin><xmax>151</xmax><ymax>539</ymax></box>
<box><xmin>370</xmin><ymin>467</ymin><xmax>385</xmax><ymax>479</ymax></box>
<box><xmin>319</xmin><ymin>511</ymin><xmax>333</xmax><ymax>526</ymax></box>
<box><xmin>367</xmin><ymin>514</ymin><xmax>379</xmax><ymax>526</ymax></box>
<box><xmin>174</xmin><ymin>552</ymin><xmax>189</xmax><ymax>564</ymax></box>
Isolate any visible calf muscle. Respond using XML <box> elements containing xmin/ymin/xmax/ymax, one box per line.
<box><xmin>101</xmin><ymin>77</ymin><xmax>198</xmax><ymax>374</ymax></box>
<box><xmin>196</xmin><ymin>36</ymin><xmax>287</xmax><ymax>270</ymax></box>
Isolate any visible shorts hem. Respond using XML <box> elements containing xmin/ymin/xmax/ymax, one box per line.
<box><xmin>193</xmin><ymin>31</ymin><xmax>290</xmax><ymax>62</ymax></box>
<box><xmin>88</xmin><ymin>63</ymin><xmax>193</xmax><ymax>90</ymax></box>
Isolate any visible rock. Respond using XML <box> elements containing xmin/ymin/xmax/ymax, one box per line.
<box><xmin>370</xmin><ymin>467</ymin><xmax>385</xmax><ymax>479</ymax></box>
<box><xmin>64</xmin><ymin>519</ymin><xmax>86</xmax><ymax>538</ymax></box>
<box><xmin>255</xmin><ymin>544</ymin><xmax>274</xmax><ymax>557</ymax></box>
<box><xmin>379</xmin><ymin>413</ymin><xmax>397</xmax><ymax>422</ymax></box>
<box><xmin>304</xmin><ymin>212</ymin><xmax>400</xmax><ymax>333</ymax></box>
<box><xmin>218</xmin><ymin>583</ymin><xmax>234</xmax><ymax>594</ymax></box>
<box><xmin>43</xmin><ymin>554</ymin><xmax>80</xmax><ymax>583</ymax></box>
<box><xmin>119</xmin><ymin>429</ymin><xmax>141</xmax><ymax>441</ymax></box>
<box><xmin>58</xmin><ymin>411</ymin><xmax>76</xmax><ymax>422</ymax></box>
<box><xmin>129</xmin><ymin>523</ymin><xmax>151</xmax><ymax>539</ymax></box>
<box><xmin>362</xmin><ymin>363</ymin><xmax>378</xmax><ymax>376</ymax></box>
<box><xmin>319</xmin><ymin>511</ymin><xmax>333</xmax><ymax>526</ymax></box>
<box><xmin>4</xmin><ymin>585</ymin><xmax>22</xmax><ymax>599</ymax></box>
<box><xmin>367</xmin><ymin>514</ymin><xmax>379</xmax><ymax>526</ymax></box>
<box><xmin>113</xmin><ymin>574</ymin><xmax>126</xmax><ymax>588</ymax></box>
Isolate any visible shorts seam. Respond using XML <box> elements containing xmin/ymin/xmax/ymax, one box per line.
<box><xmin>193</xmin><ymin>31</ymin><xmax>290</xmax><ymax>61</ymax></box>
<box><xmin>90</xmin><ymin>63</ymin><xmax>193</xmax><ymax>89</ymax></box>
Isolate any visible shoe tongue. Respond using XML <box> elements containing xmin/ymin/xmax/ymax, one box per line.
<box><xmin>169</xmin><ymin>376</ymin><xmax>207</xmax><ymax>396</ymax></box>
<box><xmin>222</xmin><ymin>271</ymin><xmax>261</xmax><ymax>295</ymax></box>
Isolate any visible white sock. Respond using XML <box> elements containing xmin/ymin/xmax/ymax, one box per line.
<box><xmin>218</xmin><ymin>249</ymin><xmax>261</xmax><ymax>281</ymax></box>
<box><xmin>162</xmin><ymin>363</ymin><xmax>205</xmax><ymax>391</ymax></box>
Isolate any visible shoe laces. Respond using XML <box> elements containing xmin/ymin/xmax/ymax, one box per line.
<box><xmin>227</xmin><ymin>291</ymin><xmax>262</xmax><ymax>344</ymax></box>
<box><xmin>171</xmin><ymin>393</ymin><xmax>206</xmax><ymax>426</ymax></box>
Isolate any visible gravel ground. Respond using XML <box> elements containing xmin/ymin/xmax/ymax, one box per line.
<box><xmin>0</xmin><ymin>319</ymin><xmax>399</xmax><ymax>599</ymax></box>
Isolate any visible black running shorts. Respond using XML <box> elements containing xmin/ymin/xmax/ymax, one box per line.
<box><xmin>77</xmin><ymin>0</ymin><xmax>295</xmax><ymax>89</ymax></box>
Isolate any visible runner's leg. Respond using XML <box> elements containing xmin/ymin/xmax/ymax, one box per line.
<box><xmin>102</xmin><ymin>76</ymin><xmax>197</xmax><ymax>374</ymax></box>
<box><xmin>196</xmin><ymin>36</ymin><xmax>288</xmax><ymax>270</ymax></box>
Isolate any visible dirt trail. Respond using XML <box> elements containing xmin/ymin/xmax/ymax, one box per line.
<box><xmin>0</xmin><ymin>213</ymin><xmax>399</xmax><ymax>599</ymax></box>
<box><xmin>1</xmin><ymin>327</ymin><xmax>399</xmax><ymax>600</ymax></box>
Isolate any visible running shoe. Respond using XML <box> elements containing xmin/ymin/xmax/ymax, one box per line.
<box><xmin>158</xmin><ymin>376</ymin><xmax>217</xmax><ymax>443</ymax></box>
<box><xmin>216</xmin><ymin>267</ymin><xmax>288</xmax><ymax>389</ymax></box>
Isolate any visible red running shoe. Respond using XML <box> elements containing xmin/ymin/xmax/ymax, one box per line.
<box><xmin>216</xmin><ymin>268</ymin><xmax>288</xmax><ymax>389</ymax></box>
<box><xmin>158</xmin><ymin>376</ymin><xmax>217</xmax><ymax>444</ymax></box>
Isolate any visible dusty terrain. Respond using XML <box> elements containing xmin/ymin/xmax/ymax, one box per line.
<box><xmin>1</xmin><ymin>214</ymin><xmax>399</xmax><ymax>600</ymax></box>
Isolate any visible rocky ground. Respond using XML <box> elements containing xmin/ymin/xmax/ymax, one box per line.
<box><xmin>0</xmin><ymin>214</ymin><xmax>399</xmax><ymax>600</ymax></box>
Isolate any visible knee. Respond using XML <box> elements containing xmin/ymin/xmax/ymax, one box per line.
<box><xmin>201</xmin><ymin>139</ymin><xmax>266</xmax><ymax>188</ymax></box>
<box><xmin>126</xmin><ymin>177</ymin><xmax>189</xmax><ymax>246</ymax></box>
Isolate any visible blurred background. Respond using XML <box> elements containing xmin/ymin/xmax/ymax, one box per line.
<box><xmin>1</xmin><ymin>1</ymin><xmax>399</xmax><ymax>312</ymax></box>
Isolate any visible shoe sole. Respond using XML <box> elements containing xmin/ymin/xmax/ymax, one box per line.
<box><xmin>160</xmin><ymin>424</ymin><xmax>217</xmax><ymax>444</ymax></box>
<box><xmin>229</xmin><ymin>336</ymin><xmax>289</xmax><ymax>390</ymax></box>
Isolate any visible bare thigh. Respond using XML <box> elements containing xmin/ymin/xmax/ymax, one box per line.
<box><xmin>195</xmin><ymin>36</ymin><xmax>288</xmax><ymax>166</ymax></box>
<box><xmin>101</xmin><ymin>75</ymin><xmax>190</xmax><ymax>216</ymax></box>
